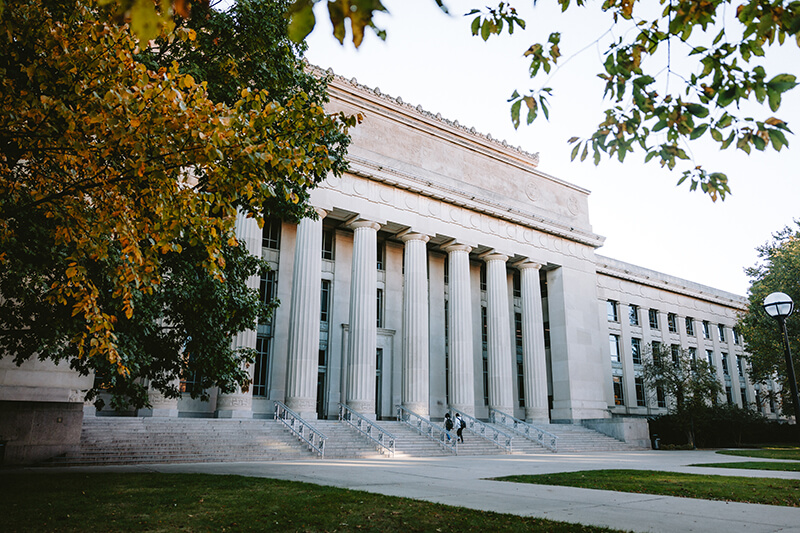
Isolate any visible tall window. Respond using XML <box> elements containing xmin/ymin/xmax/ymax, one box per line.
<box><xmin>180</xmin><ymin>354</ymin><xmax>202</xmax><ymax>395</ymax></box>
<box><xmin>656</xmin><ymin>386</ymin><xmax>667</xmax><ymax>408</ymax></box>
<box><xmin>651</xmin><ymin>340</ymin><xmax>661</xmax><ymax>358</ymax></box>
<box><xmin>322</xmin><ymin>229</ymin><xmax>335</xmax><ymax>260</ymax></box>
<box><xmin>631</xmin><ymin>338</ymin><xmax>642</xmax><ymax>365</ymax></box>
<box><xmin>635</xmin><ymin>377</ymin><xmax>646</xmax><ymax>407</ymax></box>
<box><xmin>733</xmin><ymin>328</ymin><xmax>741</xmax><ymax>345</ymax></box>
<box><xmin>443</xmin><ymin>256</ymin><xmax>449</xmax><ymax>285</ymax></box>
<box><xmin>444</xmin><ymin>300</ymin><xmax>450</xmax><ymax>404</ymax></box>
<box><xmin>252</xmin><ymin>336</ymin><xmax>271</xmax><ymax>397</ymax></box>
<box><xmin>667</xmin><ymin>313</ymin><xmax>678</xmax><ymax>333</ymax></box>
<box><xmin>515</xmin><ymin>312</ymin><xmax>525</xmax><ymax>407</ymax></box>
<box><xmin>706</xmin><ymin>349</ymin><xmax>715</xmax><ymax>371</ymax></box>
<box><xmin>607</xmin><ymin>300</ymin><xmax>619</xmax><ymax>322</ymax></box>
<box><xmin>262</xmin><ymin>217</ymin><xmax>281</xmax><ymax>250</ymax></box>
<box><xmin>722</xmin><ymin>352</ymin><xmax>729</xmax><ymax>375</ymax></box>
<box><xmin>376</xmin><ymin>240</ymin><xmax>385</xmax><ymax>270</ymax></box>
<box><xmin>702</xmin><ymin>320</ymin><xmax>711</xmax><ymax>339</ymax></box>
<box><xmin>259</xmin><ymin>270</ymin><xmax>278</xmax><ymax>328</ymax></box>
<box><xmin>513</xmin><ymin>270</ymin><xmax>521</xmax><ymax>298</ymax></box>
<box><xmin>737</xmin><ymin>355</ymin><xmax>744</xmax><ymax>377</ymax></box>
<box><xmin>376</xmin><ymin>289</ymin><xmax>384</xmax><ymax>328</ymax></box>
<box><xmin>726</xmin><ymin>386</ymin><xmax>733</xmax><ymax>405</ymax></box>
<box><xmin>648</xmin><ymin>309</ymin><xmax>659</xmax><ymax>330</ymax></box>
<box><xmin>685</xmin><ymin>316</ymin><xmax>695</xmax><ymax>336</ymax></box>
<box><xmin>629</xmin><ymin>304</ymin><xmax>640</xmax><ymax>326</ymax></box>
<box><xmin>671</xmin><ymin>344</ymin><xmax>681</xmax><ymax>364</ymax></box>
<box><xmin>717</xmin><ymin>324</ymin><xmax>726</xmax><ymax>342</ymax></box>
<box><xmin>740</xmin><ymin>387</ymin><xmax>748</xmax><ymax>407</ymax></box>
<box><xmin>612</xmin><ymin>376</ymin><xmax>625</xmax><ymax>405</ymax></box>
<box><xmin>320</xmin><ymin>280</ymin><xmax>331</xmax><ymax>324</ymax></box>
<box><xmin>609</xmin><ymin>334</ymin><xmax>621</xmax><ymax>363</ymax></box>
<box><xmin>479</xmin><ymin>263</ymin><xmax>487</xmax><ymax>292</ymax></box>
<box><xmin>481</xmin><ymin>306</ymin><xmax>489</xmax><ymax>405</ymax></box>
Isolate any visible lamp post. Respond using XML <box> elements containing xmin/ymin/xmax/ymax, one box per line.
<box><xmin>763</xmin><ymin>292</ymin><xmax>800</xmax><ymax>440</ymax></box>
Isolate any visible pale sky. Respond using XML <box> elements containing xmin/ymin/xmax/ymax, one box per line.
<box><xmin>302</xmin><ymin>1</ymin><xmax>800</xmax><ymax>297</ymax></box>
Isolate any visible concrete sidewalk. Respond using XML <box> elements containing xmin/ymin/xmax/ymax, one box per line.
<box><xmin>17</xmin><ymin>450</ymin><xmax>800</xmax><ymax>533</ymax></box>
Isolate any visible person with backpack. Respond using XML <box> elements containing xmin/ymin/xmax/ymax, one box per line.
<box><xmin>454</xmin><ymin>413</ymin><xmax>465</xmax><ymax>443</ymax></box>
<box><xmin>444</xmin><ymin>412</ymin><xmax>453</xmax><ymax>442</ymax></box>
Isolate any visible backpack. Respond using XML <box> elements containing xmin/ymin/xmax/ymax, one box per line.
<box><xmin>445</xmin><ymin>418</ymin><xmax>453</xmax><ymax>430</ymax></box>
<box><xmin>458</xmin><ymin>417</ymin><xmax>466</xmax><ymax>429</ymax></box>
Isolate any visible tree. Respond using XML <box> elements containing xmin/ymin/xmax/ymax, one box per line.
<box><xmin>642</xmin><ymin>342</ymin><xmax>723</xmax><ymax>447</ymax></box>
<box><xmin>0</xmin><ymin>0</ymin><xmax>354</xmax><ymax>407</ymax></box>
<box><xmin>287</xmin><ymin>0</ymin><xmax>799</xmax><ymax>201</ymax></box>
<box><xmin>737</xmin><ymin>221</ymin><xmax>800</xmax><ymax>418</ymax></box>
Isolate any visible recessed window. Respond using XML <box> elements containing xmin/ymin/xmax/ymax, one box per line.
<box><xmin>733</xmin><ymin>328</ymin><xmax>741</xmax><ymax>345</ymax></box>
<box><xmin>613</xmin><ymin>376</ymin><xmax>625</xmax><ymax>406</ymax></box>
<box><xmin>376</xmin><ymin>289</ymin><xmax>384</xmax><ymax>328</ymax></box>
<box><xmin>262</xmin><ymin>217</ymin><xmax>281</xmax><ymax>250</ymax></box>
<box><xmin>648</xmin><ymin>309</ymin><xmax>659</xmax><ymax>330</ymax></box>
<box><xmin>668</xmin><ymin>313</ymin><xmax>678</xmax><ymax>333</ymax></box>
<box><xmin>670</xmin><ymin>344</ymin><xmax>680</xmax><ymax>364</ymax></box>
<box><xmin>737</xmin><ymin>355</ymin><xmax>744</xmax><ymax>377</ymax></box>
<box><xmin>629</xmin><ymin>304</ymin><xmax>639</xmax><ymax>326</ymax></box>
<box><xmin>513</xmin><ymin>270</ymin><xmax>521</xmax><ymax>298</ymax></box>
<box><xmin>717</xmin><ymin>324</ymin><xmax>726</xmax><ymax>342</ymax></box>
<box><xmin>609</xmin><ymin>334</ymin><xmax>621</xmax><ymax>363</ymax></box>
<box><xmin>635</xmin><ymin>377</ymin><xmax>647</xmax><ymax>407</ymax></box>
<box><xmin>631</xmin><ymin>338</ymin><xmax>642</xmax><ymax>365</ymax></box>
<box><xmin>479</xmin><ymin>263</ymin><xmax>487</xmax><ymax>292</ymax></box>
<box><xmin>252</xmin><ymin>336</ymin><xmax>272</xmax><ymax>397</ymax></box>
<box><xmin>656</xmin><ymin>386</ymin><xmax>666</xmax><ymax>408</ymax></box>
<box><xmin>322</xmin><ymin>229</ymin><xmax>335</xmax><ymax>260</ymax></box>
<box><xmin>320</xmin><ymin>280</ymin><xmax>331</xmax><ymax>324</ymax></box>
<box><xmin>706</xmin><ymin>349</ymin><xmax>715</xmax><ymax>371</ymax></box>
<box><xmin>702</xmin><ymin>321</ymin><xmax>711</xmax><ymax>339</ymax></box>
<box><xmin>376</xmin><ymin>240</ymin><xmax>385</xmax><ymax>271</ymax></box>
<box><xmin>722</xmin><ymin>352</ymin><xmax>729</xmax><ymax>375</ymax></box>
<box><xmin>607</xmin><ymin>300</ymin><xmax>619</xmax><ymax>322</ymax></box>
<box><xmin>685</xmin><ymin>316</ymin><xmax>695</xmax><ymax>336</ymax></box>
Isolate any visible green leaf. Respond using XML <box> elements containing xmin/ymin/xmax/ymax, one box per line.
<box><xmin>685</xmin><ymin>104</ymin><xmax>709</xmax><ymax>118</ymax></box>
<box><xmin>768</xmin><ymin>129</ymin><xmax>788</xmax><ymax>151</ymax></box>
<box><xmin>287</xmin><ymin>2</ymin><xmax>316</xmax><ymax>44</ymax></box>
<box><xmin>690</xmin><ymin>123</ymin><xmax>708</xmax><ymax>140</ymax></box>
<box><xmin>471</xmin><ymin>16</ymin><xmax>480</xmax><ymax>36</ymax></box>
<box><xmin>510</xmin><ymin>99</ymin><xmax>521</xmax><ymax>129</ymax></box>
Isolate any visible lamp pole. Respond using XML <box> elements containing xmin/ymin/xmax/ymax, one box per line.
<box><xmin>763</xmin><ymin>292</ymin><xmax>800</xmax><ymax>442</ymax></box>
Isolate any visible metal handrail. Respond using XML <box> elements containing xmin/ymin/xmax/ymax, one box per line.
<box><xmin>455</xmin><ymin>411</ymin><xmax>514</xmax><ymax>453</ymax></box>
<box><xmin>489</xmin><ymin>408</ymin><xmax>558</xmax><ymax>452</ymax></box>
<box><xmin>274</xmin><ymin>401</ymin><xmax>326</xmax><ymax>457</ymax></box>
<box><xmin>338</xmin><ymin>403</ymin><xmax>396</xmax><ymax>456</ymax></box>
<box><xmin>395</xmin><ymin>405</ymin><xmax>457</xmax><ymax>454</ymax></box>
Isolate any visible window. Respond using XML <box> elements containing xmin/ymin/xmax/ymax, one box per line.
<box><xmin>607</xmin><ymin>300</ymin><xmax>619</xmax><ymax>322</ymax></box>
<box><xmin>668</xmin><ymin>313</ymin><xmax>678</xmax><ymax>333</ymax></box>
<box><xmin>613</xmin><ymin>376</ymin><xmax>625</xmax><ymax>405</ymax></box>
<box><xmin>702</xmin><ymin>320</ymin><xmax>711</xmax><ymax>339</ymax></box>
<box><xmin>516</xmin><ymin>312</ymin><xmax>525</xmax><ymax>407</ymax></box>
<box><xmin>376</xmin><ymin>240</ymin><xmax>385</xmax><ymax>270</ymax></box>
<box><xmin>259</xmin><ymin>270</ymin><xmax>278</xmax><ymax>330</ymax></box>
<box><xmin>631</xmin><ymin>338</ymin><xmax>642</xmax><ymax>365</ymax></box>
<box><xmin>609</xmin><ymin>334</ymin><xmax>621</xmax><ymax>363</ymax></box>
<box><xmin>635</xmin><ymin>377</ymin><xmax>646</xmax><ymax>407</ymax></box>
<box><xmin>444</xmin><ymin>300</ymin><xmax>450</xmax><ymax>403</ymax></box>
<box><xmin>376</xmin><ymin>289</ymin><xmax>384</xmax><ymax>328</ymax></box>
<box><xmin>722</xmin><ymin>352</ymin><xmax>729</xmax><ymax>375</ymax></box>
<box><xmin>740</xmin><ymin>387</ymin><xmax>748</xmax><ymax>407</ymax></box>
<box><xmin>717</xmin><ymin>324</ymin><xmax>726</xmax><ymax>342</ymax></box>
<box><xmin>320</xmin><ymin>280</ymin><xmax>331</xmax><ymax>324</ymax></box>
<box><xmin>671</xmin><ymin>344</ymin><xmax>681</xmax><ymax>365</ymax></box>
<box><xmin>726</xmin><ymin>386</ymin><xmax>733</xmax><ymax>405</ymax></box>
<box><xmin>262</xmin><ymin>217</ymin><xmax>281</xmax><ymax>250</ymax></box>
<box><xmin>513</xmin><ymin>270</ymin><xmax>521</xmax><ymax>298</ymax></box>
<box><xmin>689</xmin><ymin>347</ymin><xmax>697</xmax><ymax>370</ymax></box>
<box><xmin>737</xmin><ymin>355</ymin><xmax>744</xmax><ymax>377</ymax></box>
<box><xmin>482</xmin><ymin>306</ymin><xmax>489</xmax><ymax>406</ymax></box>
<box><xmin>706</xmin><ymin>349</ymin><xmax>714</xmax><ymax>371</ymax></box>
<box><xmin>479</xmin><ymin>263</ymin><xmax>487</xmax><ymax>291</ymax></box>
<box><xmin>252</xmin><ymin>336</ymin><xmax>271</xmax><ymax>397</ymax></box>
<box><xmin>322</xmin><ymin>229</ymin><xmax>335</xmax><ymax>260</ymax></box>
<box><xmin>685</xmin><ymin>316</ymin><xmax>695</xmax><ymax>336</ymax></box>
<box><xmin>651</xmin><ymin>340</ymin><xmax>661</xmax><ymax>358</ymax></box>
<box><xmin>648</xmin><ymin>309</ymin><xmax>659</xmax><ymax>329</ymax></box>
<box><xmin>656</xmin><ymin>386</ymin><xmax>667</xmax><ymax>408</ymax></box>
<box><xmin>629</xmin><ymin>304</ymin><xmax>640</xmax><ymax>326</ymax></box>
<box><xmin>733</xmin><ymin>328</ymin><xmax>741</xmax><ymax>345</ymax></box>
<box><xmin>180</xmin><ymin>355</ymin><xmax>203</xmax><ymax>395</ymax></box>
<box><xmin>443</xmin><ymin>256</ymin><xmax>449</xmax><ymax>285</ymax></box>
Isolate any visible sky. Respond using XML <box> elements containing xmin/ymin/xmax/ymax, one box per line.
<box><xmin>301</xmin><ymin>1</ymin><xmax>800</xmax><ymax>297</ymax></box>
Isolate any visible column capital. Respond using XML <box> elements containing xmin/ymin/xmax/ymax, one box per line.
<box><xmin>479</xmin><ymin>251</ymin><xmax>508</xmax><ymax>263</ymax></box>
<box><xmin>443</xmin><ymin>242</ymin><xmax>472</xmax><ymax>254</ymax></box>
<box><xmin>313</xmin><ymin>206</ymin><xmax>328</xmax><ymax>219</ymax></box>
<box><xmin>514</xmin><ymin>259</ymin><xmax>544</xmax><ymax>271</ymax></box>
<box><xmin>348</xmin><ymin>218</ymin><xmax>381</xmax><ymax>232</ymax></box>
<box><xmin>399</xmin><ymin>231</ymin><xmax>430</xmax><ymax>244</ymax></box>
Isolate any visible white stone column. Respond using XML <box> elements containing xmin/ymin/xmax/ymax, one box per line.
<box><xmin>284</xmin><ymin>208</ymin><xmax>326</xmax><ymax>419</ymax></box>
<box><xmin>445</xmin><ymin>243</ymin><xmax>475</xmax><ymax>417</ymax></box>
<box><xmin>484</xmin><ymin>252</ymin><xmax>514</xmax><ymax>413</ymax></box>
<box><xmin>216</xmin><ymin>211</ymin><xmax>262</xmax><ymax>418</ymax></box>
<box><xmin>141</xmin><ymin>380</ymin><xmax>179</xmax><ymax>417</ymax></box>
<box><xmin>518</xmin><ymin>261</ymin><xmax>549</xmax><ymax>422</ymax></box>
<box><xmin>401</xmin><ymin>232</ymin><xmax>430</xmax><ymax>416</ymax></box>
<box><xmin>346</xmin><ymin>219</ymin><xmax>380</xmax><ymax>416</ymax></box>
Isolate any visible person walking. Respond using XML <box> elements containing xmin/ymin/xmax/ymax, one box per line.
<box><xmin>454</xmin><ymin>413</ymin><xmax>465</xmax><ymax>443</ymax></box>
<box><xmin>444</xmin><ymin>413</ymin><xmax>453</xmax><ymax>442</ymax></box>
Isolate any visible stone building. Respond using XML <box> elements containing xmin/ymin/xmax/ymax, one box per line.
<box><xmin>0</xmin><ymin>74</ymin><xmax>775</xmax><ymax>463</ymax></box>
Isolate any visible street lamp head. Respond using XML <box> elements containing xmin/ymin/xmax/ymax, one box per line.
<box><xmin>763</xmin><ymin>292</ymin><xmax>794</xmax><ymax>319</ymax></box>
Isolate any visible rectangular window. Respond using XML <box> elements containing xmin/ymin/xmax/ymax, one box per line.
<box><xmin>179</xmin><ymin>358</ymin><xmax>202</xmax><ymax>395</ymax></box>
<box><xmin>607</xmin><ymin>300</ymin><xmax>619</xmax><ymax>322</ymax></box>
<box><xmin>259</xmin><ymin>270</ymin><xmax>278</xmax><ymax>331</ymax></box>
<box><xmin>479</xmin><ymin>263</ymin><xmax>487</xmax><ymax>292</ymax></box>
<box><xmin>376</xmin><ymin>240</ymin><xmax>385</xmax><ymax>270</ymax></box>
<box><xmin>685</xmin><ymin>316</ymin><xmax>695</xmax><ymax>336</ymax></box>
<box><xmin>737</xmin><ymin>355</ymin><xmax>744</xmax><ymax>377</ymax></box>
<box><xmin>444</xmin><ymin>300</ymin><xmax>450</xmax><ymax>403</ymax></box>
<box><xmin>613</xmin><ymin>376</ymin><xmax>625</xmax><ymax>406</ymax></box>
<box><xmin>726</xmin><ymin>386</ymin><xmax>733</xmax><ymax>405</ymax></box>
<box><xmin>515</xmin><ymin>312</ymin><xmax>524</xmax><ymax>407</ymax></box>
<box><xmin>656</xmin><ymin>386</ymin><xmax>666</xmax><ymax>408</ymax></box>
<box><xmin>513</xmin><ymin>270</ymin><xmax>521</xmax><ymax>298</ymax></box>
<box><xmin>631</xmin><ymin>338</ymin><xmax>642</xmax><ymax>365</ymax></box>
<box><xmin>629</xmin><ymin>304</ymin><xmax>640</xmax><ymax>326</ymax></box>
<box><xmin>482</xmin><ymin>306</ymin><xmax>489</xmax><ymax>406</ymax></box>
<box><xmin>668</xmin><ymin>313</ymin><xmax>678</xmax><ymax>333</ymax></box>
<box><xmin>322</xmin><ymin>229</ymin><xmax>335</xmax><ymax>260</ymax></box>
<box><xmin>733</xmin><ymin>328</ymin><xmax>741</xmax><ymax>345</ymax></box>
<box><xmin>648</xmin><ymin>309</ymin><xmax>659</xmax><ymax>330</ymax></box>
<box><xmin>740</xmin><ymin>388</ymin><xmax>748</xmax><ymax>407</ymax></box>
<box><xmin>706</xmin><ymin>349</ymin><xmax>714</xmax><ymax>371</ymax></box>
<box><xmin>376</xmin><ymin>289</ymin><xmax>384</xmax><ymax>328</ymax></box>
<box><xmin>722</xmin><ymin>352</ymin><xmax>729</xmax><ymax>375</ymax></box>
<box><xmin>652</xmin><ymin>340</ymin><xmax>661</xmax><ymax>357</ymax></box>
<box><xmin>717</xmin><ymin>324</ymin><xmax>726</xmax><ymax>342</ymax></box>
<box><xmin>671</xmin><ymin>344</ymin><xmax>681</xmax><ymax>365</ymax></box>
<box><xmin>609</xmin><ymin>334</ymin><xmax>621</xmax><ymax>363</ymax></box>
<box><xmin>252</xmin><ymin>336</ymin><xmax>271</xmax><ymax>397</ymax></box>
<box><xmin>702</xmin><ymin>321</ymin><xmax>711</xmax><ymax>339</ymax></box>
<box><xmin>443</xmin><ymin>256</ymin><xmax>449</xmax><ymax>285</ymax></box>
<box><xmin>262</xmin><ymin>217</ymin><xmax>281</xmax><ymax>250</ymax></box>
<box><xmin>689</xmin><ymin>347</ymin><xmax>697</xmax><ymax>370</ymax></box>
<box><xmin>320</xmin><ymin>280</ymin><xmax>331</xmax><ymax>324</ymax></box>
<box><xmin>635</xmin><ymin>377</ymin><xmax>646</xmax><ymax>407</ymax></box>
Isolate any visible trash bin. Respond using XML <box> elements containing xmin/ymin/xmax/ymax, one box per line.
<box><xmin>651</xmin><ymin>434</ymin><xmax>660</xmax><ymax>450</ymax></box>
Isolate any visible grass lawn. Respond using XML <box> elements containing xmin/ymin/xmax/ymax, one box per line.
<box><xmin>689</xmin><ymin>461</ymin><xmax>800</xmax><ymax>471</ymax></box>
<box><xmin>0</xmin><ymin>472</ymin><xmax>621</xmax><ymax>533</ymax></box>
<box><xmin>715</xmin><ymin>448</ymin><xmax>800</xmax><ymax>461</ymax></box>
<box><xmin>491</xmin><ymin>469</ymin><xmax>800</xmax><ymax>507</ymax></box>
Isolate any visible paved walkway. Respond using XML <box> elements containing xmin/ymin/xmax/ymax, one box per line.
<box><xmin>19</xmin><ymin>450</ymin><xmax>800</xmax><ymax>533</ymax></box>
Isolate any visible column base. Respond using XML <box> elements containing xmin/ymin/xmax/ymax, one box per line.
<box><xmin>139</xmin><ymin>407</ymin><xmax>179</xmax><ymax>418</ymax></box>
<box><xmin>449</xmin><ymin>404</ymin><xmax>475</xmax><ymax>418</ymax></box>
<box><xmin>525</xmin><ymin>407</ymin><xmax>550</xmax><ymax>424</ymax></box>
<box><xmin>215</xmin><ymin>409</ymin><xmax>254</xmax><ymax>419</ymax></box>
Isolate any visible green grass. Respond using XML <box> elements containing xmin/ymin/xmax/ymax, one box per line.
<box><xmin>715</xmin><ymin>448</ymin><xmax>800</xmax><ymax>461</ymax></box>
<box><xmin>0</xmin><ymin>472</ymin><xmax>621</xmax><ymax>533</ymax></box>
<box><xmin>690</xmin><ymin>461</ymin><xmax>800</xmax><ymax>471</ymax></box>
<box><xmin>491</xmin><ymin>469</ymin><xmax>800</xmax><ymax>507</ymax></box>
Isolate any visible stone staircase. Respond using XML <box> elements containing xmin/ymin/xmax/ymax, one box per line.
<box><xmin>39</xmin><ymin>416</ymin><xmax>644</xmax><ymax>466</ymax></box>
